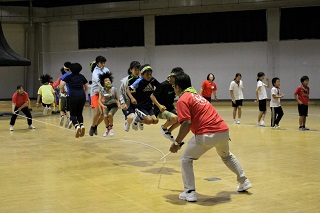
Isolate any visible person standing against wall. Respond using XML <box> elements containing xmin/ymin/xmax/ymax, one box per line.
<box><xmin>200</xmin><ymin>73</ymin><xmax>217</xmax><ymax>103</ymax></box>
<box><xmin>229</xmin><ymin>73</ymin><xmax>244</xmax><ymax>124</ymax></box>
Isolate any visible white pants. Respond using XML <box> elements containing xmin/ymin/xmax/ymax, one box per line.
<box><xmin>181</xmin><ymin>130</ymin><xmax>247</xmax><ymax>192</ymax></box>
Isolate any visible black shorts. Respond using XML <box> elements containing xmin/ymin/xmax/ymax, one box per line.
<box><xmin>258</xmin><ymin>99</ymin><xmax>267</xmax><ymax>112</ymax></box>
<box><xmin>122</xmin><ymin>104</ymin><xmax>136</xmax><ymax>118</ymax></box>
<box><xmin>298</xmin><ymin>104</ymin><xmax>308</xmax><ymax>117</ymax></box>
<box><xmin>232</xmin><ymin>100</ymin><xmax>243</xmax><ymax>108</ymax></box>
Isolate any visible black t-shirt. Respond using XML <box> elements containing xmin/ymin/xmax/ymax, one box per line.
<box><xmin>135</xmin><ymin>77</ymin><xmax>159</xmax><ymax>110</ymax></box>
<box><xmin>153</xmin><ymin>80</ymin><xmax>176</xmax><ymax>115</ymax></box>
<box><xmin>63</xmin><ymin>73</ymin><xmax>88</xmax><ymax>97</ymax></box>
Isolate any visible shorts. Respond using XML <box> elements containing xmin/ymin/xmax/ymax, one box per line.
<box><xmin>203</xmin><ymin>96</ymin><xmax>211</xmax><ymax>103</ymax></box>
<box><xmin>122</xmin><ymin>105</ymin><xmax>136</xmax><ymax>118</ymax></box>
<box><xmin>104</xmin><ymin>106</ymin><xmax>118</xmax><ymax>116</ymax></box>
<box><xmin>139</xmin><ymin>108</ymin><xmax>155</xmax><ymax>116</ymax></box>
<box><xmin>158</xmin><ymin>109</ymin><xmax>177</xmax><ymax>120</ymax></box>
<box><xmin>259</xmin><ymin>99</ymin><xmax>267</xmax><ymax>112</ymax></box>
<box><xmin>232</xmin><ymin>100</ymin><xmax>243</xmax><ymax>108</ymax></box>
<box><xmin>298</xmin><ymin>104</ymin><xmax>308</xmax><ymax>116</ymax></box>
<box><xmin>91</xmin><ymin>94</ymin><xmax>100</xmax><ymax>108</ymax></box>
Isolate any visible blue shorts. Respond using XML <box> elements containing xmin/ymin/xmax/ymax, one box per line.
<box><xmin>122</xmin><ymin>105</ymin><xmax>136</xmax><ymax>118</ymax></box>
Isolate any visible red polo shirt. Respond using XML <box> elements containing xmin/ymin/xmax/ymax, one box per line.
<box><xmin>12</xmin><ymin>91</ymin><xmax>29</xmax><ymax>108</ymax></box>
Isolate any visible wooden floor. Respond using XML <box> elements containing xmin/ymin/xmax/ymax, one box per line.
<box><xmin>0</xmin><ymin>101</ymin><xmax>319</xmax><ymax>213</ymax></box>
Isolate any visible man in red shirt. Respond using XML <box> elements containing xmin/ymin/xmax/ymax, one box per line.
<box><xmin>10</xmin><ymin>85</ymin><xmax>35</xmax><ymax>131</ymax></box>
<box><xmin>169</xmin><ymin>73</ymin><xmax>251</xmax><ymax>202</ymax></box>
<box><xmin>294</xmin><ymin>76</ymin><xmax>310</xmax><ymax>131</ymax></box>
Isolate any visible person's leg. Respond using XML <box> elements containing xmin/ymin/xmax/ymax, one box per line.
<box><xmin>10</xmin><ymin>106</ymin><xmax>19</xmax><ymax>126</ymax></box>
<box><xmin>271</xmin><ymin>107</ymin><xmax>275</xmax><ymax>127</ymax></box>
<box><xmin>233</xmin><ymin>108</ymin><xmax>237</xmax><ymax>120</ymax></box>
<box><xmin>275</xmin><ymin>106</ymin><xmax>284</xmax><ymax>125</ymax></box>
<box><xmin>237</xmin><ymin>106</ymin><xmax>242</xmax><ymax>120</ymax></box>
<box><xmin>161</xmin><ymin>112</ymin><xmax>178</xmax><ymax>130</ymax></box>
<box><xmin>21</xmin><ymin>107</ymin><xmax>32</xmax><ymax>125</ymax></box>
<box><xmin>214</xmin><ymin>131</ymin><xmax>247</xmax><ymax>184</ymax></box>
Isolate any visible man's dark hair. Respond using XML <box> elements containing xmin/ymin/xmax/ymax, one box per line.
<box><xmin>174</xmin><ymin>73</ymin><xmax>191</xmax><ymax>91</ymax></box>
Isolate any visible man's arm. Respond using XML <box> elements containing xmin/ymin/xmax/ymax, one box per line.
<box><xmin>170</xmin><ymin>119</ymin><xmax>191</xmax><ymax>153</ymax></box>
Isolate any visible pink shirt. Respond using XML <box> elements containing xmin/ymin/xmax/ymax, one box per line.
<box><xmin>176</xmin><ymin>92</ymin><xmax>228</xmax><ymax>135</ymax></box>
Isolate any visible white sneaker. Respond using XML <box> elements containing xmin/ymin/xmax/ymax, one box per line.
<box><xmin>132</xmin><ymin>122</ymin><xmax>138</xmax><ymax>131</ymax></box>
<box><xmin>67</xmin><ymin>120</ymin><xmax>73</xmax><ymax>129</ymax></box>
<box><xmin>59</xmin><ymin>116</ymin><xmax>65</xmax><ymax>126</ymax></box>
<box><xmin>237</xmin><ymin>179</ymin><xmax>252</xmax><ymax>192</ymax></box>
<box><xmin>236</xmin><ymin>120</ymin><xmax>241</xmax><ymax>124</ymax></box>
<box><xmin>47</xmin><ymin>107</ymin><xmax>52</xmax><ymax>115</ymax></box>
<box><xmin>9</xmin><ymin>125</ymin><xmax>14</xmax><ymax>131</ymax></box>
<box><xmin>160</xmin><ymin>126</ymin><xmax>175</xmax><ymax>142</ymax></box>
<box><xmin>260</xmin><ymin>121</ymin><xmax>266</xmax><ymax>127</ymax></box>
<box><xmin>65</xmin><ymin>118</ymin><xmax>70</xmax><ymax>128</ymax></box>
<box><xmin>135</xmin><ymin>108</ymin><xmax>146</xmax><ymax>120</ymax></box>
<box><xmin>43</xmin><ymin>106</ymin><xmax>48</xmax><ymax>115</ymax></box>
<box><xmin>139</xmin><ymin>123</ymin><xmax>144</xmax><ymax>130</ymax></box>
<box><xmin>103</xmin><ymin>128</ymin><xmax>109</xmax><ymax>137</ymax></box>
<box><xmin>109</xmin><ymin>128</ymin><xmax>114</xmax><ymax>136</ymax></box>
<box><xmin>232</xmin><ymin>120</ymin><xmax>237</xmax><ymax>124</ymax></box>
<box><xmin>28</xmin><ymin>125</ymin><xmax>35</xmax><ymax>129</ymax></box>
<box><xmin>179</xmin><ymin>191</ymin><xmax>197</xmax><ymax>202</ymax></box>
<box><xmin>75</xmin><ymin>126</ymin><xmax>81</xmax><ymax>138</ymax></box>
<box><xmin>80</xmin><ymin>125</ymin><xmax>85</xmax><ymax>137</ymax></box>
<box><xmin>124</xmin><ymin>120</ymin><xmax>130</xmax><ymax>132</ymax></box>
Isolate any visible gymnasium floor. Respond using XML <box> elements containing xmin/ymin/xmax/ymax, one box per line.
<box><xmin>0</xmin><ymin>101</ymin><xmax>319</xmax><ymax>213</ymax></box>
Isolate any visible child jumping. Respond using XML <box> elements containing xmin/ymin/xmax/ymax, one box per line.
<box><xmin>36</xmin><ymin>74</ymin><xmax>55</xmax><ymax>115</ymax></box>
<box><xmin>98</xmin><ymin>72</ymin><xmax>120</xmax><ymax>137</ymax></box>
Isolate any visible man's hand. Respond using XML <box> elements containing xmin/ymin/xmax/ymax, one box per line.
<box><xmin>169</xmin><ymin>142</ymin><xmax>184</xmax><ymax>153</ymax></box>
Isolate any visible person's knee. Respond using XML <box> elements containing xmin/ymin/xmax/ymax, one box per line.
<box><xmin>170</xmin><ymin>115</ymin><xmax>178</xmax><ymax>123</ymax></box>
<box><xmin>153</xmin><ymin>118</ymin><xmax>159</xmax><ymax>124</ymax></box>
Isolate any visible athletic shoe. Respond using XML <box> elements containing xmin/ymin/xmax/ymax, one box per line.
<box><xmin>139</xmin><ymin>123</ymin><xmax>144</xmax><ymax>130</ymax></box>
<box><xmin>103</xmin><ymin>128</ymin><xmax>109</xmax><ymax>137</ymax></box>
<box><xmin>236</xmin><ymin>120</ymin><xmax>241</xmax><ymax>124</ymax></box>
<box><xmin>109</xmin><ymin>128</ymin><xmax>114</xmax><ymax>136</ymax></box>
<box><xmin>160</xmin><ymin>126</ymin><xmax>175</xmax><ymax>142</ymax></box>
<box><xmin>237</xmin><ymin>179</ymin><xmax>252</xmax><ymax>192</ymax></box>
<box><xmin>303</xmin><ymin>127</ymin><xmax>310</xmax><ymax>130</ymax></box>
<box><xmin>9</xmin><ymin>125</ymin><xmax>14</xmax><ymax>131</ymax></box>
<box><xmin>80</xmin><ymin>125</ymin><xmax>85</xmax><ymax>137</ymax></box>
<box><xmin>59</xmin><ymin>116</ymin><xmax>65</xmax><ymax>126</ymax></box>
<box><xmin>89</xmin><ymin>126</ymin><xmax>95</xmax><ymax>136</ymax></box>
<box><xmin>259</xmin><ymin>121</ymin><xmax>266</xmax><ymax>126</ymax></box>
<box><xmin>67</xmin><ymin>120</ymin><xmax>73</xmax><ymax>129</ymax></box>
<box><xmin>94</xmin><ymin>127</ymin><xmax>98</xmax><ymax>135</ymax></box>
<box><xmin>47</xmin><ymin>107</ymin><xmax>52</xmax><ymax>115</ymax></box>
<box><xmin>299</xmin><ymin>127</ymin><xmax>305</xmax><ymax>131</ymax></box>
<box><xmin>179</xmin><ymin>191</ymin><xmax>197</xmax><ymax>202</ymax></box>
<box><xmin>124</xmin><ymin>120</ymin><xmax>130</xmax><ymax>132</ymax></box>
<box><xmin>28</xmin><ymin>125</ymin><xmax>35</xmax><ymax>129</ymax></box>
<box><xmin>65</xmin><ymin>118</ymin><xmax>70</xmax><ymax>128</ymax></box>
<box><xmin>75</xmin><ymin>126</ymin><xmax>81</xmax><ymax>138</ymax></box>
<box><xmin>135</xmin><ymin>108</ymin><xmax>146</xmax><ymax>120</ymax></box>
<box><xmin>232</xmin><ymin>120</ymin><xmax>237</xmax><ymax>124</ymax></box>
<box><xmin>43</xmin><ymin>107</ymin><xmax>48</xmax><ymax>115</ymax></box>
<box><xmin>132</xmin><ymin>122</ymin><xmax>138</xmax><ymax>131</ymax></box>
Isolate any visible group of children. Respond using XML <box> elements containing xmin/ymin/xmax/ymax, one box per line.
<box><xmin>9</xmin><ymin>56</ymin><xmax>311</xmax><ymax>135</ymax></box>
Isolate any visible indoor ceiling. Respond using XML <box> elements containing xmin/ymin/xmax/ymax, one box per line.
<box><xmin>0</xmin><ymin>0</ymin><xmax>137</xmax><ymax>8</ymax></box>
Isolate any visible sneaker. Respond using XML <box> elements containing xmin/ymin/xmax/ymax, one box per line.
<box><xmin>47</xmin><ymin>107</ymin><xmax>52</xmax><ymax>115</ymax></box>
<box><xmin>237</xmin><ymin>179</ymin><xmax>252</xmax><ymax>192</ymax></box>
<box><xmin>139</xmin><ymin>123</ymin><xmax>144</xmax><ymax>130</ymax></box>
<box><xmin>132</xmin><ymin>122</ymin><xmax>138</xmax><ymax>131</ymax></box>
<box><xmin>94</xmin><ymin>126</ymin><xmax>98</xmax><ymax>135</ymax></box>
<box><xmin>160</xmin><ymin>126</ymin><xmax>175</xmax><ymax>142</ymax></box>
<box><xmin>103</xmin><ymin>128</ymin><xmax>109</xmax><ymax>137</ymax></box>
<box><xmin>43</xmin><ymin>106</ymin><xmax>48</xmax><ymax>115</ymax></box>
<box><xmin>67</xmin><ymin>120</ymin><xmax>73</xmax><ymax>129</ymax></box>
<box><xmin>65</xmin><ymin>118</ymin><xmax>70</xmax><ymax>128</ymax></box>
<box><xmin>75</xmin><ymin>126</ymin><xmax>81</xmax><ymax>138</ymax></box>
<box><xmin>232</xmin><ymin>120</ymin><xmax>237</xmax><ymax>124</ymax></box>
<box><xmin>259</xmin><ymin>121</ymin><xmax>266</xmax><ymax>127</ymax></box>
<box><xmin>299</xmin><ymin>127</ymin><xmax>305</xmax><ymax>131</ymax></box>
<box><xmin>124</xmin><ymin>120</ymin><xmax>130</xmax><ymax>132</ymax></box>
<box><xmin>179</xmin><ymin>191</ymin><xmax>197</xmax><ymax>202</ymax></box>
<box><xmin>109</xmin><ymin>128</ymin><xmax>114</xmax><ymax>136</ymax></box>
<box><xmin>59</xmin><ymin>116</ymin><xmax>65</xmax><ymax>126</ymax></box>
<box><xmin>28</xmin><ymin>125</ymin><xmax>35</xmax><ymax>129</ymax></box>
<box><xmin>89</xmin><ymin>126</ymin><xmax>95</xmax><ymax>136</ymax></box>
<box><xmin>236</xmin><ymin>120</ymin><xmax>241</xmax><ymax>124</ymax></box>
<box><xmin>9</xmin><ymin>125</ymin><xmax>14</xmax><ymax>131</ymax></box>
<box><xmin>303</xmin><ymin>127</ymin><xmax>310</xmax><ymax>130</ymax></box>
<box><xmin>135</xmin><ymin>108</ymin><xmax>146</xmax><ymax>120</ymax></box>
<box><xmin>80</xmin><ymin>125</ymin><xmax>85</xmax><ymax>137</ymax></box>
